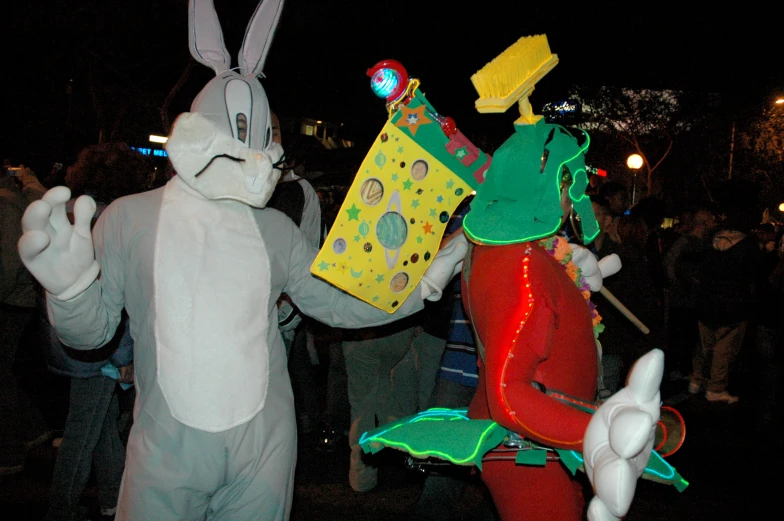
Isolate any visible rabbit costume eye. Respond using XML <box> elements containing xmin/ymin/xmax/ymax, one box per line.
<box><xmin>165</xmin><ymin>0</ymin><xmax>286</xmax><ymax>208</ymax></box>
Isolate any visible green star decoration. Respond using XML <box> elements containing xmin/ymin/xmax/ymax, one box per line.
<box><xmin>402</xmin><ymin>178</ymin><xmax>413</xmax><ymax>190</ymax></box>
<box><xmin>446</xmin><ymin>179</ymin><xmax>454</xmax><ymax>189</ymax></box>
<box><xmin>376</xmin><ymin>274</ymin><xmax>385</xmax><ymax>283</ymax></box>
<box><xmin>397</xmin><ymin>146</ymin><xmax>404</xmax><ymax>153</ymax></box>
<box><xmin>318</xmin><ymin>261</ymin><xmax>329</xmax><ymax>271</ymax></box>
<box><xmin>411</xmin><ymin>199</ymin><xmax>420</xmax><ymax>209</ymax></box>
<box><xmin>455</xmin><ymin>147</ymin><xmax>468</xmax><ymax>159</ymax></box>
<box><xmin>346</xmin><ymin>203</ymin><xmax>361</xmax><ymax>221</ymax></box>
<box><xmin>437</xmin><ymin>195</ymin><xmax>443</xmax><ymax>203</ymax></box>
<box><xmin>417</xmin><ymin>236</ymin><xmax>423</xmax><ymax>243</ymax></box>
<box><xmin>372</xmin><ymin>295</ymin><xmax>380</xmax><ymax>302</ymax></box>
<box><xmin>429</xmin><ymin>208</ymin><xmax>437</xmax><ymax>217</ymax></box>
<box><xmin>354</xmin><ymin>235</ymin><xmax>361</xmax><ymax>242</ymax></box>
<box><xmin>391</xmin><ymin>173</ymin><xmax>399</xmax><ymax>182</ymax></box>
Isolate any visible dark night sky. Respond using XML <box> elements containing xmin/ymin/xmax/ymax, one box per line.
<box><xmin>4</xmin><ymin>0</ymin><xmax>784</xmax><ymax>165</ymax></box>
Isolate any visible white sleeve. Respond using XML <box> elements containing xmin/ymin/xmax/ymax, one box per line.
<box><xmin>297</xmin><ymin>179</ymin><xmax>322</xmax><ymax>250</ymax></box>
<box><xmin>46</xmin><ymin>202</ymin><xmax>125</xmax><ymax>350</ymax></box>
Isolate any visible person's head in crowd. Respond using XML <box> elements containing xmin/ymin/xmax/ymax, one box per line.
<box><xmin>591</xmin><ymin>195</ymin><xmax>613</xmax><ymax>237</ymax></box>
<box><xmin>713</xmin><ymin>178</ymin><xmax>761</xmax><ymax>234</ymax></box>
<box><xmin>719</xmin><ymin>207</ymin><xmax>758</xmax><ymax>234</ymax></box>
<box><xmin>596</xmin><ymin>181</ymin><xmax>629</xmax><ymax>216</ymax></box>
<box><xmin>690</xmin><ymin>205</ymin><xmax>717</xmax><ymax>239</ymax></box>
<box><xmin>629</xmin><ymin>196</ymin><xmax>665</xmax><ymax>233</ymax></box>
<box><xmin>753</xmin><ymin>223</ymin><xmax>778</xmax><ymax>252</ymax></box>
<box><xmin>590</xmin><ymin>195</ymin><xmax>615</xmax><ymax>250</ymax></box>
<box><xmin>66</xmin><ymin>142</ymin><xmax>155</xmax><ymax>204</ymax></box>
<box><xmin>618</xmin><ymin>213</ymin><xmax>649</xmax><ymax>252</ymax></box>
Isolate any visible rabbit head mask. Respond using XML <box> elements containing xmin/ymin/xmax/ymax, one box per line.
<box><xmin>165</xmin><ymin>0</ymin><xmax>285</xmax><ymax>208</ymax></box>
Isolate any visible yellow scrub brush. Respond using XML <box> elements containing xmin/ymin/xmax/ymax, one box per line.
<box><xmin>470</xmin><ymin>34</ymin><xmax>558</xmax><ymax>125</ymax></box>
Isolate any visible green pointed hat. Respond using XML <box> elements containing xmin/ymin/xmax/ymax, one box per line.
<box><xmin>463</xmin><ymin>119</ymin><xmax>599</xmax><ymax>245</ymax></box>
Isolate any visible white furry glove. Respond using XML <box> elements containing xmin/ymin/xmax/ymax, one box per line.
<box><xmin>17</xmin><ymin>186</ymin><xmax>100</xmax><ymax>300</ymax></box>
<box><xmin>420</xmin><ymin>232</ymin><xmax>468</xmax><ymax>301</ymax></box>
<box><xmin>568</xmin><ymin>243</ymin><xmax>621</xmax><ymax>292</ymax></box>
<box><xmin>584</xmin><ymin>349</ymin><xmax>663</xmax><ymax>521</ymax></box>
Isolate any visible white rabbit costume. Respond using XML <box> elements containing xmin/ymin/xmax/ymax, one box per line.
<box><xmin>17</xmin><ymin>1</ymin><xmax>467</xmax><ymax>519</ymax></box>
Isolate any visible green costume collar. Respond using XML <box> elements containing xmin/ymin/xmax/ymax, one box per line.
<box><xmin>463</xmin><ymin>119</ymin><xmax>599</xmax><ymax>245</ymax></box>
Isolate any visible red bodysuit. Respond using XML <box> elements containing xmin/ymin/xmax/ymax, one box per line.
<box><xmin>465</xmin><ymin>240</ymin><xmax>597</xmax><ymax>521</ymax></box>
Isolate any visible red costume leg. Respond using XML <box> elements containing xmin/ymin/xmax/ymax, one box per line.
<box><xmin>481</xmin><ymin>459</ymin><xmax>584</xmax><ymax>521</ymax></box>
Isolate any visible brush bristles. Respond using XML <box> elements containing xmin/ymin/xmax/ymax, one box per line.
<box><xmin>471</xmin><ymin>34</ymin><xmax>554</xmax><ymax>99</ymax></box>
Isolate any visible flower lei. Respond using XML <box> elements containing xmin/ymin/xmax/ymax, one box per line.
<box><xmin>537</xmin><ymin>235</ymin><xmax>604</xmax><ymax>339</ymax></box>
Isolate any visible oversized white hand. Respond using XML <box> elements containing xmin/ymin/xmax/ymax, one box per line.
<box><xmin>420</xmin><ymin>232</ymin><xmax>468</xmax><ymax>301</ymax></box>
<box><xmin>584</xmin><ymin>348</ymin><xmax>663</xmax><ymax>521</ymax></box>
<box><xmin>568</xmin><ymin>242</ymin><xmax>621</xmax><ymax>292</ymax></box>
<box><xmin>18</xmin><ymin>186</ymin><xmax>100</xmax><ymax>300</ymax></box>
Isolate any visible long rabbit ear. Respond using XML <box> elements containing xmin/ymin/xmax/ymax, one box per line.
<box><xmin>238</xmin><ymin>0</ymin><xmax>285</xmax><ymax>77</ymax></box>
<box><xmin>188</xmin><ymin>0</ymin><xmax>231</xmax><ymax>74</ymax></box>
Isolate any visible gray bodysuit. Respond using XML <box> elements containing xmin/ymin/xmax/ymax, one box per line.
<box><xmin>46</xmin><ymin>180</ymin><xmax>424</xmax><ymax>520</ymax></box>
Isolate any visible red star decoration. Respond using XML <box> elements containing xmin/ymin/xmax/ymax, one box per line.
<box><xmin>395</xmin><ymin>104</ymin><xmax>433</xmax><ymax>137</ymax></box>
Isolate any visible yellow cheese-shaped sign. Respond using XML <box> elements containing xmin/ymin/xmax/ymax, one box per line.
<box><xmin>310</xmin><ymin>120</ymin><xmax>473</xmax><ymax>313</ymax></box>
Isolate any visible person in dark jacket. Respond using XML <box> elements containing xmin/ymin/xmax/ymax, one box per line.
<box><xmin>690</xmin><ymin>212</ymin><xmax>766</xmax><ymax>404</ymax></box>
<box><xmin>0</xmin><ymin>163</ymin><xmax>49</xmax><ymax>476</ymax></box>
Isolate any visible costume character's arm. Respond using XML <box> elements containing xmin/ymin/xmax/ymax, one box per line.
<box><xmin>481</xmin><ymin>286</ymin><xmax>591</xmax><ymax>448</ymax></box>
<box><xmin>43</xmin><ymin>196</ymin><xmax>126</xmax><ymax>350</ymax></box>
<box><xmin>283</xmin><ymin>219</ymin><xmax>426</xmax><ymax>328</ymax></box>
<box><xmin>465</xmin><ymin>244</ymin><xmax>593</xmax><ymax>450</ymax></box>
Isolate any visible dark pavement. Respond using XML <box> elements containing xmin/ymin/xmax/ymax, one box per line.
<box><xmin>2</xmin><ymin>360</ymin><xmax>779</xmax><ymax>521</ymax></box>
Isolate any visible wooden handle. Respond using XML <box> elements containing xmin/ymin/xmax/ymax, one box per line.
<box><xmin>599</xmin><ymin>286</ymin><xmax>650</xmax><ymax>335</ymax></box>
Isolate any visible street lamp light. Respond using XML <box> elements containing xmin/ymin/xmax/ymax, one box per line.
<box><xmin>779</xmin><ymin>202</ymin><xmax>784</xmax><ymax>212</ymax></box>
<box><xmin>626</xmin><ymin>154</ymin><xmax>643</xmax><ymax>206</ymax></box>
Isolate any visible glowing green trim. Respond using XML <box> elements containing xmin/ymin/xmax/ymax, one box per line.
<box><xmin>359</xmin><ymin>418</ymin><xmax>501</xmax><ymax>465</ymax></box>
<box><xmin>464</xmin><ymin>222</ymin><xmax>561</xmax><ymax>245</ymax></box>
<box><xmin>462</xmin><ymin>125</ymin><xmax>599</xmax><ymax>245</ymax></box>
<box><xmin>563</xmin><ymin>449</ymin><xmax>689</xmax><ymax>492</ymax></box>
<box><xmin>581</xmin><ymin>222</ymin><xmax>600</xmax><ymax>243</ymax></box>
<box><xmin>361</xmin><ymin>408</ymin><xmax>688</xmax><ymax>493</ymax></box>
<box><xmin>566</xmin><ymin>129</ymin><xmax>600</xmax><ymax>243</ymax></box>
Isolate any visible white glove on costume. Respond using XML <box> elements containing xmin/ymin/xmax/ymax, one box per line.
<box><xmin>420</xmin><ymin>232</ymin><xmax>469</xmax><ymax>301</ymax></box>
<box><xmin>18</xmin><ymin>186</ymin><xmax>100</xmax><ymax>300</ymax></box>
<box><xmin>569</xmin><ymin>242</ymin><xmax>621</xmax><ymax>292</ymax></box>
<box><xmin>584</xmin><ymin>348</ymin><xmax>663</xmax><ymax>521</ymax></box>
